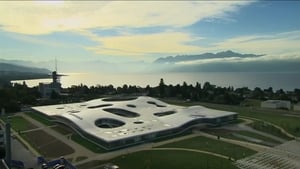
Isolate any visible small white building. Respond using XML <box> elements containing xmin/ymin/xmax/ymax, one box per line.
<box><xmin>39</xmin><ymin>71</ymin><xmax>62</xmax><ymax>98</ymax></box>
<box><xmin>261</xmin><ymin>100</ymin><xmax>291</xmax><ymax>110</ymax></box>
<box><xmin>294</xmin><ymin>104</ymin><xmax>300</xmax><ymax>111</ymax></box>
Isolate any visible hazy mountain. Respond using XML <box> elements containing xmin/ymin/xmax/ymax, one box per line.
<box><xmin>0</xmin><ymin>62</ymin><xmax>51</xmax><ymax>82</ymax></box>
<box><xmin>0</xmin><ymin>62</ymin><xmax>50</xmax><ymax>74</ymax></box>
<box><xmin>1</xmin><ymin>50</ymin><xmax>299</xmax><ymax>74</ymax></box>
<box><xmin>154</xmin><ymin>50</ymin><xmax>264</xmax><ymax>64</ymax></box>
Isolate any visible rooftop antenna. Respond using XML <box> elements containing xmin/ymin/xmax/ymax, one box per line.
<box><xmin>52</xmin><ymin>57</ymin><xmax>61</xmax><ymax>83</ymax></box>
<box><xmin>55</xmin><ymin>57</ymin><xmax>57</xmax><ymax>72</ymax></box>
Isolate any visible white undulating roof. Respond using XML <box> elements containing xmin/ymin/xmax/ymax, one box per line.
<box><xmin>32</xmin><ymin>96</ymin><xmax>236</xmax><ymax>142</ymax></box>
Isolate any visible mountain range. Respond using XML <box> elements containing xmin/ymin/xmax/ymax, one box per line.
<box><xmin>0</xmin><ymin>62</ymin><xmax>51</xmax><ymax>82</ymax></box>
<box><xmin>1</xmin><ymin>50</ymin><xmax>299</xmax><ymax>74</ymax></box>
<box><xmin>154</xmin><ymin>50</ymin><xmax>264</xmax><ymax>64</ymax></box>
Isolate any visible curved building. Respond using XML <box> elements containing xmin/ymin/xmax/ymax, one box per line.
<box><xmin>32</xmin><ymin>96</ymin><xmax>237</xmax><ymax>150</ymax></box>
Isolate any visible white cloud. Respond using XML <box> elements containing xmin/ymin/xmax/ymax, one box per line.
<box><xmin>213</xmin><ymin>30</ymin><xmax>300</xmax><ymax>60</ymax></box>
<box><xmin>0</xmin><ymin>1</ymin><xmax>251</xmax><ymax>35</ymax></box>
<box><xmin>84</xmin><ymin>31</ymin><xmax>205</xmax><ymax>58</ymax></box>
<box><xmin>169</xmin><ymin>30</ymin><xmax>300</xmax><ymax>65</ymax></box>
<box><xmin>7</xmin><ymin>33</ymin><xmax>71</xmax><ymax>48</ymax></box>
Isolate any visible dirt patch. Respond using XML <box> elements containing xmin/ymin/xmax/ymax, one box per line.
<box><xmin>21</xmin><ymin>129</ymin><xmax>74</xmax><ymax>158</ymax></box>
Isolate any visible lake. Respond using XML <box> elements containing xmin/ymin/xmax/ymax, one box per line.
<box><xmin>12</xmin><ymin>72</ymin><xmax>300</xmax><ymax>91</ymax></box>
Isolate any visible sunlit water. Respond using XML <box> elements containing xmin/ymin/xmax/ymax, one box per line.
<box><xmin>12</xmin><ymin>72</ymin><xmax>300</xmax><ymax>91</ymax></box>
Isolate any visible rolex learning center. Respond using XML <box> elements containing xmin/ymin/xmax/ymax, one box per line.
<box><xmin>32</xmin><ymin>96</ymin><xmax>237</xmax><ymax>150</ymax></box>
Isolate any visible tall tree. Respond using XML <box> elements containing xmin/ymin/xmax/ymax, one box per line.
<box><xmin>159</xmin><ymin>78</ymin><xmax>165</xmax><ymax>98</ymax></box>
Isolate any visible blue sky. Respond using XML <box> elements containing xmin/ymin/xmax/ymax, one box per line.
<box><xmin>0</xmin><ymin>1</ymin><xmax>300</xmax><ymax>64</ymax></box>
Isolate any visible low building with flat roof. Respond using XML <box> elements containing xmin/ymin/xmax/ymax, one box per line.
<box><xmin>261</xmin><ymin>100</ymin><xmax>291</xmax><ymax>110</ymax></box>
<box><xmin>294</xmin><ymin>104</ymin><xmax>300</xmax><ymax>112</ymax></box>
<box><xmin>32</xmin><ymin>96</ymin><xmax>237</xmax><ymax>150</ymax></box>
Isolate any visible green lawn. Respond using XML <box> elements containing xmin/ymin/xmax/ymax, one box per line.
<box><xmin>71</xmin><ymin>134</ymin><xmax>107</xmax><ymax>153</ymax></box>
<box><xmin>77</xmin><ymin>150</ymin><xmax>238</xmax><ymax>169</ymax></box>
<box><xmin>113</xmin><ymin>150</ymin><xmax>238</xmax><ymax>169</ymax></box>
<box><xmin>158</xmin><ymin>136</ymin><xmax>256</xmax><ymax>160</ymax></box>
<box><xmin>162</xmin><ymin>99</ymin><xmax>300</xmax><ymax>137</ymax></box>
<box><xmin>25</xmin><ymin>112</ymin><xmax>54</xmax><ymax>126</ymax></box>
<box><xmin>203</xmin><ymin>103</ymin><xmax>300</xmax><ymax>137</ymax></box>
<box><xmin>8</xmin><ymin>116</ymin><xmax>37</xmax><ymax>131</ymax></box>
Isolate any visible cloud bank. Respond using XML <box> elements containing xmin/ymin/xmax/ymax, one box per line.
<box><xmin>0</xmin><ymin>1</ymin><xmax>250</xmax><ymax>35</ymax></box>
<box><xmin>0</xmin><ymin>1</ymin><xmax>299</xmax><ymax>65</ymax></box>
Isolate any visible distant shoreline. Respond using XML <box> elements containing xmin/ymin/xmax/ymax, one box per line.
<box><xmin>10</xmin><ymin>72</ymin><xmax>300</xmax><ymax>91</ymax></box>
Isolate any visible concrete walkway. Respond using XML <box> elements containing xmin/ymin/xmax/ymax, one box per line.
<box><xmin>151</xmin><ymin>147</ymin><xmax>233</xmax><ymax>160</ymax></box>
<box><xmin>197</xmin><ymin>131</ymin><xmax>270</xmax><ymax>152</ymax></box>
<box><xmin>221</xmin><ymin>117</ymin><xmax>287</xmax><ymax>143</ymax></box>
<box><xmin>240</xmin><ymin>116</ymin><xmax>296</xmax><ymax>139</ymax></box>
<box><xmin>75</xmin><ymin>130</ymin><xmax>269</xmax><ymax>167</ymax></box>
<box><xmin>74</xmin><ymin>133</ymin><xmax>200</xmax><ymax>166</ymax></box>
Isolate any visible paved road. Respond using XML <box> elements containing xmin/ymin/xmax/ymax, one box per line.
<box><xmin>11</xmin><ymin>136</ymin><xmax>39</xmax><ymax>169</ymax></box>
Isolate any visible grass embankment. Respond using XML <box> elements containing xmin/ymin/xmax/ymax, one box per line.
<box><xmin>163</xmin><ymin>99</ymin><xmax>300</xmax><ymax>137</ymax></box>
<box><xmin>204</xmin><ymin>129</ymin><xmax>281</xmax><ymax>146</ymax></box>
<box><xmin>248</xmin><ymin>121</ymin><xmax>292</xmax><ymax>140</ymax></box>
<box><xmin>76</xmin><ymin>151</ymin><xmax>239</xmax><ymax>169</ymax></box>
<box><xmin>25</xmin><ymin>112</ymin><xmax>54</xmax><ymax>126</ymax></box>
<box><xmin>158</xmin><ymin>136</ymin><xmax>256</xmax><ymax>160</ymax></box>
<box><xmin>71</xmin><ymin>134</ymin><xmax>107</xmax><ymax>153</ymax></box>
<box><xmin>51</xmin><ymin>125</ymin><xmax>74</xmax><ymax>135</ymax></box>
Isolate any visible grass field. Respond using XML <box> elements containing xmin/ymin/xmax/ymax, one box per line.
<box><xmin>157</xmin><ymin>136</ymin><xmax>256</xmax><ymax>160</ymax></box>
<box><xmin>25</xmin><ymin>112</ymin><xmax>54</xmax><ymax>126</ymax></box>
<box><xmin>7</xmin><ymin>115</ymin><xmax>37</xmax><ymax>131</ymax></box>
<box><xmin>162</xmin><ymin>99</ymin><xmax>300</xmax><ymax>137</ymax></box>
<box><xmin>76</xmin><ymin>150</ymin><xmax>239</xmax><ymax>169</ymax></box>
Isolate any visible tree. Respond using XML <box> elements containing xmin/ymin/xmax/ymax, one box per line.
<box><xmin>159</xmin><ymin>78</ymin><xmax>165</xmax><ymax>98</ymax></box>
<box><xmin>50</xmin><ymin>90</ymin><xmax>60</xmax><ymax>99</ymax></box>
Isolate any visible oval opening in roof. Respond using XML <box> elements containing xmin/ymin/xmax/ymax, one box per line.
<box><xmin>87</xmin><ymin>104</ymin><xmax>112</xmax><ymax>109</ymax></box>
<box><xmin>103</xmin><ymin>108</ymin><xmax>140</xmax><ymax>118</ymax></box>
<box><xmin>147</xmin><ymin>101</ymin><xmax>166</xmax><ymax>107</ymax></box>
<box><xmin>127</xmin><ymin>104</ymin><xmax>136</xmax><ymax>108</ymax></box>
<box><xmin>102</xmin><ymin>97</ymin><xmax>137</xmax><ymax>102</ymax></box>
<box><xmin>154</xmin><ymin>111</ymin><xmax>176</xmax><ymax>117</ymax></box>
<box><xmin>95</xmin><ymin>118</ymin><xmax>125</xmax><ymax>128</ymax></box>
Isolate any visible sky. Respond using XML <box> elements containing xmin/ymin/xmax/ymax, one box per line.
<box><xmin>0</xmin><ymin>1</ymin><xmax>300</xmax><ymax>66</ymax></box>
